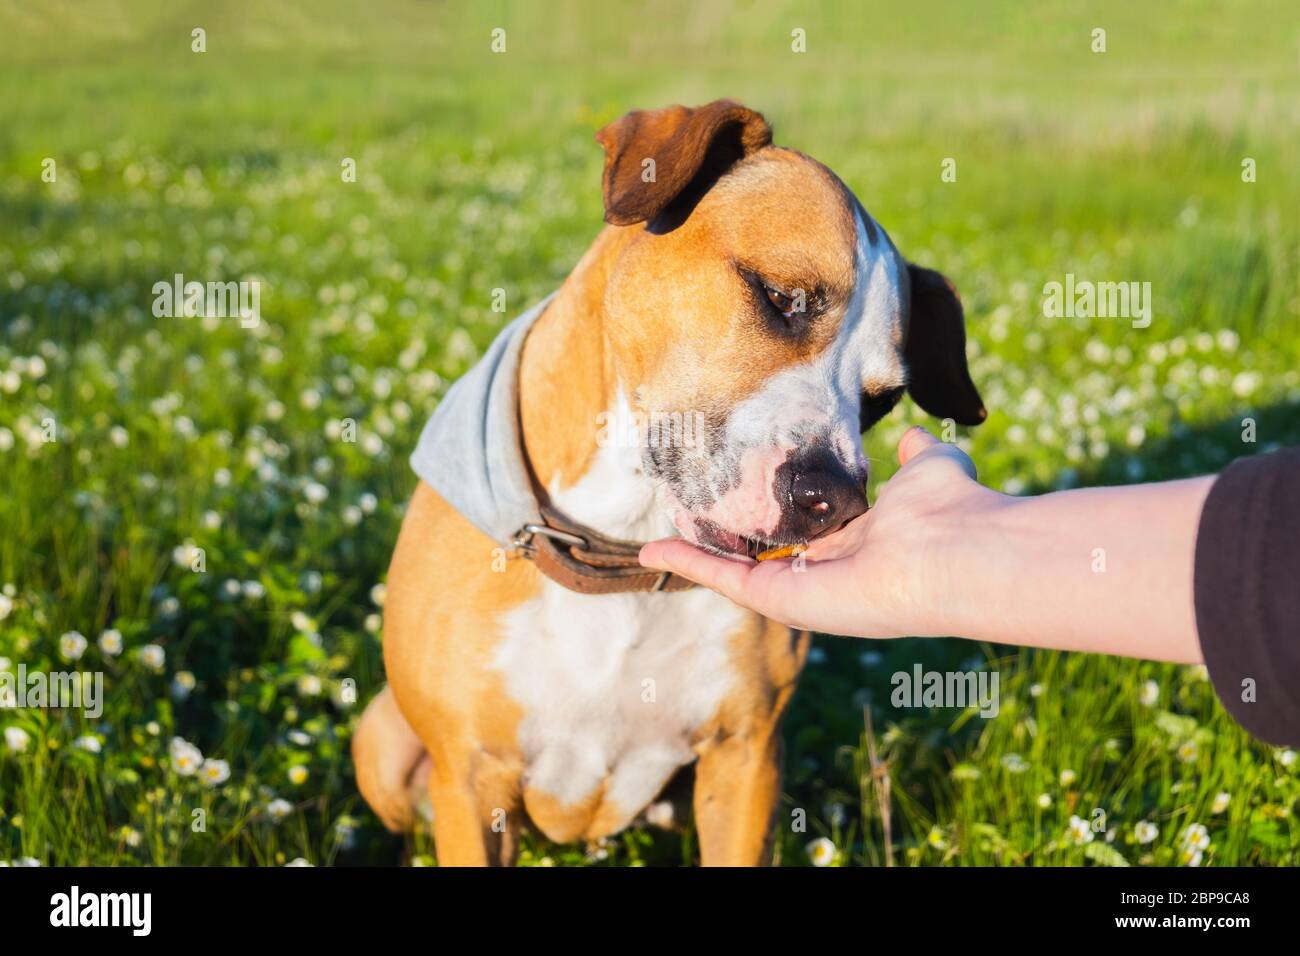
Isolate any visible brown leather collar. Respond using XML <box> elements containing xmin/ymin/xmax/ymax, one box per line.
<box><xmin>511</xmin><ymin>504</ymin><xmax>697</xmax><ymax>594</ymax></box>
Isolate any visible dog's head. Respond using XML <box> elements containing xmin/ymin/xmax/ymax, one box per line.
<box><xmin>595</xmin><ymin>100</ymin><xmax>986</xmax><ymax>556</ymax></box>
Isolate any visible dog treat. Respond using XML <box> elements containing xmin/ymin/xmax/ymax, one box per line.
<box><xmin>756</xmin><ymin>543</ymin><xmax>807</xmax><ymax>562</ymax></box>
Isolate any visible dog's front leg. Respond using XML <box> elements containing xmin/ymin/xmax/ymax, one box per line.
<box><xmin>692</xmin><ymin>729</ymin><xmax>783</xmax><ymax>866</ymax></box>
<box><xmin>427</xmin><ymin>749</ymin><xmax>523</xmax><ymax>867</ymax></box>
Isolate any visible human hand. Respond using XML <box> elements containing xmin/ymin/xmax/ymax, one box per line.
<box><xmin>639</xmin><ymin>426</ymin><xmax>1008</xmax><ymax>638</ymax></box>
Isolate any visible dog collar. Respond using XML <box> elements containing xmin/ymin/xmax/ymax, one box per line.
<box><xmin>410</xmin><ymin>296</ymin><xmax>697</xmax><ymax>595</ymax></box>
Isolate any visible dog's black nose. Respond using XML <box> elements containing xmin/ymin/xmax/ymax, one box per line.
<box><xmin>789</xmin><ymin>465</ymin><xmax>868</xmax><ymax>540</ymax></box>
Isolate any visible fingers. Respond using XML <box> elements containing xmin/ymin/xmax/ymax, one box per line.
<box><xmin>897</xmin><ymin>425</ymin><xmax>978</xmax><ymax>481</ymax></box>
<box><xmin>639</xmin><ymin>539</ymin><xmax>759</xmax><ymax>606</ymax></box>
<box><xmin>898</xmin><ymin>426</ymin><xmax>939</xmax><ymax>465</ymax></box>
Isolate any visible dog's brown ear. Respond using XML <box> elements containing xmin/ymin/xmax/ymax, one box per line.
<box><xmin>595</xmin><ymin>100</ymin><xmax>772</xmax><ymax>226</ymax></box>
<box><xmin>904</xmin><ymin>264</ymin><xmax>987</xmax><ymax>427</ymax></box>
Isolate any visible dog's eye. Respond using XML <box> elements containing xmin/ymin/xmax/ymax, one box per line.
<box><xmin>859</xmin><ymin>386</ymin><xmax>905</xmax><ymax>432</ymax></box>
<box><xmin>764</xmin><ymin>285</ymin><xmax>794</xmax><ymax>317</ymax></box>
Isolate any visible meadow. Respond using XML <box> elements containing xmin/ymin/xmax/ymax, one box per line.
<box><xmin>1</xmin><ymin>0</ymin><xmax>1298</xmax><ymax>866</ymax></box>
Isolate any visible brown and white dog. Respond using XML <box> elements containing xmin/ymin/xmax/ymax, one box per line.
<box><xmin>353</xmin><ymin>100</ymin><xmax>985</xmax><ymax>865</ymax></box>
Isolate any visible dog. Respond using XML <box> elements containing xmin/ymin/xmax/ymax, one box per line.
<box><xmin>353</xmin><ymin>99</ymin><xmax>985</xmax><ymax>866</ymax></box>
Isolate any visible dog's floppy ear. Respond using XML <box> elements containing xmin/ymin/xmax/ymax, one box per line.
<box><xmin>904</xmin><ymin>264</ymin><xmax>987</xmax><ymax>426</ymax></box>
<box><xmin>595</xmin><ymin>100</ymin><xmax>772</xmax><ymax>226</ymax></box>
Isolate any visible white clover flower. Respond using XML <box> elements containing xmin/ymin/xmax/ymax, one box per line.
<box><xmin>303</xmin><ymin>481</ymin><xmax>329</xmax><ymax>505</ymax></box>
<box><xmin>241</xmin><ymin>580</ymin><xmax>266</xmax><ymax>600</ymax></box>
<box><xmin>1134</xmin><ymin>821</ymin><xmax>1158</xmax><ymax>844</ymax></box>
<box><xmin>5</xmin><ymin>726</ymin><xmax>31</xmax><ymax>753</ymax></box>
<box><xmin>287</xmin><ymin>729</ymin><xmax>312</xmax><ymax>748</ymax></box>
<box><xmin>73</xmin><ymin>735</ymin><xmax>101</xmax><ymax>754</ymax></box>
<box><xmin>59</xmin><ymin>631</ymin><xmax>88</xmax><ymax>661</ymax></box>
<box><xmin>364</xmin><ymin>613</ymin><xmax>381</xmax><ymax>634</ymax></box>
<box><xmin>1037</xmin><ymin>793</ymin><xmax>1052</xmax><ymax>809</ymax></box>
<box><xmin>806</xmin><ymin>836</ymin><xmax>836</xmax><ymax>867</ymax></box>
<box><xmin>1180</xmin><ymin>823</ymin><xmax>1210</xmax><ymax>851</ymax></box>
<box><xmin>1066</xmin><ymin>815</ymin><xmax>1094</xmax><ymax>846</ymax></box>
<box><xmin>1139</xmin><ymin>680</ymin><xmax>1160</xmax><ymax>707</ymax></box>
<box><xmin>201</xmin><ymin>759</ymin><xmax>231</xmax><ymax>787</ymax></box>
<box><xmin>98</xmin><ymin>629</ymin><xmax>123</xmax><ymax>656</ymax></box>
<box><xmin>201</xmin><ymin>510</ymin><xmax>221</xmax><ymax>530</ymax></box>
<box><xmin>109</xmin><ymin>425</ymin><xmax>129</xmax><ymax>448</ymax></box>
<box><xmin>1029</xmin><ymin>682</ymin><xmax>1044</xmax><ymax>698</ymax></box>
<box><xmin>343</xmin><ymin>506</ymin><xmax>362</xmax><ymax>526</ymax></box>
<box><xmin>1211</xmin><ymin>792</ymin><xmax>1231</xmax><ymax>815</ymax></box>
<box><xmin>358</xmin><ymin>492</ymin><xmax>377</xmax><ymax>514</ymax></box>
<box><xmin>1059</xmin><ymin>768</ymin><xmax>1077</xmax><ymax>787</ymax></box>
<box><xmin>169</xmin><ymin>736</ymin><xmax>203</xmax><ymax>775</ymax></box>
<box><xmin>221</xmin><ymin>578</ymin><xmax>242</xmax><ymax>600</ymax></box>
<box><xmin>288</xmin><ymin>765</ymin><xmax>308</xmax><ymax>785</ymax></box>
<box><xmin>140</xmin><ymin>644</ymin><xmax>166</xmax><ymax>672</ymax></box>
<box><xmin>299</xmin><ymin>388</ymin><xmax>321</xmax><ymax>410</ymax></box>
<box><xmin>267</xmin><ymin>798</ymin><xmax>293</xmax><ymax>823</ymax></box>
<box><xmin>370</xmin><ymin>583</ymin><xmax>387</xmax><ymax>607</ymax></box>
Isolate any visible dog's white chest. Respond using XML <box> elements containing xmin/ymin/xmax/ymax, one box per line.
<box><xmin>496</xmin><ymin>581</ymin><xmax>744</xmax><ymax>827</ymax></box>
<box><xmin>492</xmin><ymin>412</ymin><xmax>747</xmax><ymax>829</ymax></box>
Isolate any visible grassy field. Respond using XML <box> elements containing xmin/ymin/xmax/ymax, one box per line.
<box><xmin>1</xmin><ymin>0</ymin><xmax>1298</xmax><ymax>866</ymax></box>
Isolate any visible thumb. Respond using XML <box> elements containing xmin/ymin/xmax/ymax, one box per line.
<box><xmin>898</xmin><ymin>426</ymin><xmax>940</xmax><ymax>465</ymax></box>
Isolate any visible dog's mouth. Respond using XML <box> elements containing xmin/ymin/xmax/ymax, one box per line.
<box><xmin>693</xmin><ymin>520</ymin><xmax>780</xmax><ymax>559</ymax></box>
<box><xmin>691</xmin><ymin>517</ymin><xmax>852</xmax><ymax>559</ymax></box>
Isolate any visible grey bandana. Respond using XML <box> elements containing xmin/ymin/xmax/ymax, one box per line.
<box><xmin>409</xmin><ymin>295</ymin><xmax>555</xmax><ymax>545</ymax></box>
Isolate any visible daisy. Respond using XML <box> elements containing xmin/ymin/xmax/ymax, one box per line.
<box><xmin>201</xmin><ymin>759</ymin><xmax>230</xmax><ymax>787</ymax></box>
<box><xmin>1066</xmin><ymin>815</ymin><xmax>1094</xmax><ymax>845</ymax></box>
<box><xmin>266</xmin><ymin>798</ymin><xmax>293</xmax><ymax>823</ymax></box>
<box><xmin>1037</xmin><ymin>793</ymin><xmax>1052</xmax><ymax>809</ymax></box>
<box><xmin>1139</xmin><ymin>680</ymin><xmax>1160</xmax><ymax>707</ymax></box>
<box><xmin>98</xmin><ymin>629</ymin><xmax>123</xmax><ymax>656</ymax></box>
<box><xmin>74</xmin><ymin>735</ymin><xmax>102</xmax><ymax>754</ymax></box>
<box><xmin>1177</xmin><ymin>740</ymin><xmax>1198</xmax><ymax>763</ymax></box>
<box><xmin>1180</xmin><ymin>823</ymin><xmax>1210</xmax><ymax>851</ymax></box>
<box><xmin>140</xmin><ymin>644</ymin><xmax>166</xmax><ymax>672</ymax></box>
<box><xmin>806</xmin><ymin>836</ymin><xmax>836</xmax><ymax>867</ymax></box>
<box><xmin>5</xmin><ymin>726</ymin><xmax>31</xmax><ymax>753</ymax></box>
<box><xmin>288</xmin><ymin>764</ymin><xmax>308</xmax><ymax>785</ymax></box>
<box><xmin>1211</xmin><ymin>792</ymin><xmax>1231</xmax><ymax>815</ymax></box>
<box><xmin>169</xmin><ymin>736</ymin><xmax>203</xmax><ymax>775</ymax></box>
<box><xmin>59</xmin><ymin>631</ymin><xmax>88</xmax><ymax>661</ymax></box>
<box><xmin>1134</xmin><ymin>821</ymin><xmax>1158</xmax><ymax>844</ymax></box>
<box><xmin>1059</xmin><ymin>768</ymin><xmax>1077</xmax><ymax>787</ymax></box>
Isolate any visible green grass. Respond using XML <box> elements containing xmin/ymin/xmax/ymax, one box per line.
<box><xmin>1</xmin><ymin>0</ymin><xmax>1298</xmax><ymax>866</ymax></box>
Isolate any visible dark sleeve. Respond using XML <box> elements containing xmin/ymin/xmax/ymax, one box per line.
<box><xmin>1194</xmin><ymin>447</ymin><xmax>1300</xmax><ymax>746</ymax></box>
